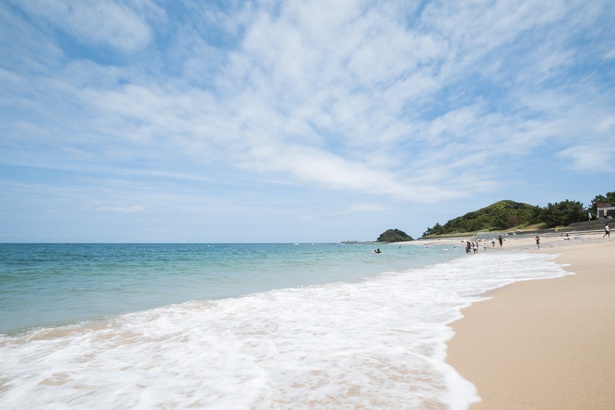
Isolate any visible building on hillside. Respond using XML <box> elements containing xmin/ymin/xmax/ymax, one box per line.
<box><xmin>597</xmin><ymin>202</ymin><xmax>615</xmax><ymax>219</ymax></box>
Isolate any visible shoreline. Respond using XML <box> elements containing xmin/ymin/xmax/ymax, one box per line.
<box><xmin>446</xmin><ymin>234</ymin><xmax>615</xmax><ymax>408</ymax></box>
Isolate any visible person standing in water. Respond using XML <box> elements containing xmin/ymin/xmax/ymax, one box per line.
<box><xmin>535</xmin><ymin>235</ymin><xmax>541</xmax><ymax>249</ymax></box>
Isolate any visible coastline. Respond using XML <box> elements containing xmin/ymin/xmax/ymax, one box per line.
<box><xmin>446</xmin><ymin>233</ymin><xmax>615</xmax><ymax>408</ymax></box>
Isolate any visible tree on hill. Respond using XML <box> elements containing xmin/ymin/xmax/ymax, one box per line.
<box><xmin>377</xmin><ymin>229</ymin><xmax>413</xmax><ymax>242</ymax></box>
<box><xmin>422</xmin><ymin>192</ymin><xmax>615</xmax><ymax>237</ymax></box>
<box><xmin>541</xmin><ymin>200</ymin><xmax>586</xmax><ymax>228</ymax></box>
<box><xmin>422</xmin><ymin>200</ymin><xmax>541</xmax><ymax>236</ymax></box>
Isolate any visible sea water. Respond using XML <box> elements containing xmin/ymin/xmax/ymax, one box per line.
<box><xmin>0</xmin><ymin>243</ymin><xmax>569</xmax><ymax>409</ymax></box>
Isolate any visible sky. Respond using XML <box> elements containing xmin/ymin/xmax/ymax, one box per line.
<box><xmin>1</xmin><ymin>0</ymin><xmax>614</xmax><ymax>243</ymax></box>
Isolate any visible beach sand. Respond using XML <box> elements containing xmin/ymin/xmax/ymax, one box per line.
<box><xmin>446</xmin><ymin>233</ymin><xmax>615</xmax><ymax>409</ymax></box>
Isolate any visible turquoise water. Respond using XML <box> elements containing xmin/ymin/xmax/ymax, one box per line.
<box><xmin>0</xmin><ymin>243</ymin><xmax>569</xmax><ymax>408</ymax></box>
<box><xmin>0</xmin><ymin>243</ymin><xmax>459</xmax><ymax>334</ymax></box>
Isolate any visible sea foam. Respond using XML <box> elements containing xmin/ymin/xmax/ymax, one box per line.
<box><xmin>0</xmin><ymin>251</ymin><xmax>568</xmax><ymax>409</ymax></box>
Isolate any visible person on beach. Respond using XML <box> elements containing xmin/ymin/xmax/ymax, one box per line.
<box><xmin>498</xmin><ymin>235</ymin><xmax>503</xmax><ymax>247</ymax></box>
<box><xmin>492</xmin><ymin>238</ymin><xmax>496</xmax><ymax>247</ymax></box>
<box><xmin>604</xmin><ymin>224</ymin><xmax>610</xmax><ymax>238</ymax></box>
<box><xmin>535</xmin><ymin>235</ymin><xmax>541</xmax><ymax>249</ymax></box>
<box><xmin>484</xmin><ymin>242</ymin><xmax>487</xmax><ymax>252</ymax></box>
<box><xmin>465</xmin><ymin>241</ymin><xmax>472</xmax><ymax>254</ymax></box>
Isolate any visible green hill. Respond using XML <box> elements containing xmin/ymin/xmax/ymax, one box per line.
<box><xmin>423</xmin><ymin>200</ymin><xmax>541</xmax><ymax>236</ymax></box>
<box><xmin>377</xmin><ymin>229</ymin><xmax>414</xmax><ymax>242</ymax></box>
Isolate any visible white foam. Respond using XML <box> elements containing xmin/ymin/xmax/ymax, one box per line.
<box><xmin>0</xmin><ymin>252</ymin><xmax>568</xmax><ymax>409</ymax></box>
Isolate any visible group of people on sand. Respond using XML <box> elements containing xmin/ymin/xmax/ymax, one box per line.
<box><xmin>490</xmin><ymin>235</ymin><xmax>504</xmax><ymax>248</ymax></box>
<box><xmin>465</xmin><ymin>241</ymin><xmax>485</xmax><ymax>254</ymax></box>
<box><xmin>460</xmin><ymin>225</ymin><xmax>609</xmax><ymax>255</ymax></box>
<box><xmin>465</xmin><ymin>235</ymin><xmax>505</xmax><ymax>254</ymax></box>
<box><xmin>524</xmin><ymin>224</ymin><xmax>608</xmax><ymax>251</ymax></box>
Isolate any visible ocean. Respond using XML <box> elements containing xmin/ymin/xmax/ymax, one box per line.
<box><xmin>0</xmin><ymin>243</ymin><xmax>569</xmax><ymax>409</ymax></box>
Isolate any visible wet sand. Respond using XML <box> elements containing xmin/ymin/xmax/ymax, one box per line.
<box><xmin>446</xmin><ymin>234</ymin><xmax>615</xmax><ymax>409</ymax></box>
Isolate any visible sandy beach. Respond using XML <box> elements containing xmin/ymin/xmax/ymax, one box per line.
<box><xmin>446</xmin><ymin>232</ymin><xmax>615</xmax><ymax>409</ymax></box>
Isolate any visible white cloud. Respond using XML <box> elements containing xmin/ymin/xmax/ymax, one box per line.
<box><xmin>2</xmin><ymin>0</ymin><xmax>614</xmax><ymax>227</ymax></box>
<box><xmin>65</xmin><ymin>2</ymin><xmax>615</xmax><ymax>192</ymax></box>
<box><xmin>98</xmin><ymin>205</ymin><xmax>146</xmax><ymax>213</ymax></box>
<box><xmin>558</xmin><ymin>145</ymin><xmax>615</xmax><ymax>173</ymax></box>
<box><xmin>11</xmin><ymin>0</ymin><xmax>160</xmax><ymax>52</ymax></box>
<box><xmin>595</xmin><ymin>116</ymin><xmax>615</xmax><ymax>133</ymax></box>
<box><xmin>340</xmin><ymin>202</ymin><xmax>391</xmax><ymax>214</ymax></box>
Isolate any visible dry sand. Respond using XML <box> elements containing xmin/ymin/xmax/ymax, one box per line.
<box><xmin>446</xmin><ymin>233</ymin><xmax>615</xmax><ymax>409</ymax></box>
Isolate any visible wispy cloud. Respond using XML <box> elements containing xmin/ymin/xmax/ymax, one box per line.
<box><xmin>98</xmin><ymin>205</ymin><xmax>146</xmax><ymax>214</ymax></box>
<box><xmin>1</xmin><ymin>0</ymin><xmax>614</xmax><ymax>241</ymax></box>
<box><xmin>11</xmin><ymin>0</ymin><xmax>162</xmax><ymax>52</ymax></box>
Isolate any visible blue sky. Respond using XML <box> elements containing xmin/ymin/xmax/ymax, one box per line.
<box><xmin>1</xmin><ymin>0</ymin><xmax>614</xmax><ymax>243</ymax></box>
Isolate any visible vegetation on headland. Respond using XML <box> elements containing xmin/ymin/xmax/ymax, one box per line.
<box><xmin>423</xmin><ymin>200</ymin><xmax>540</xmax><ymax>236</ymax></box>
<box><xmin>422</xmin><ymin>192</ymin><xmax>615</xmax><ymax>237</ymax></box>
<box><xmin>377</xmin><ymin>229</ymin><xmax>414</xmax><ymax>242</ymax></box>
